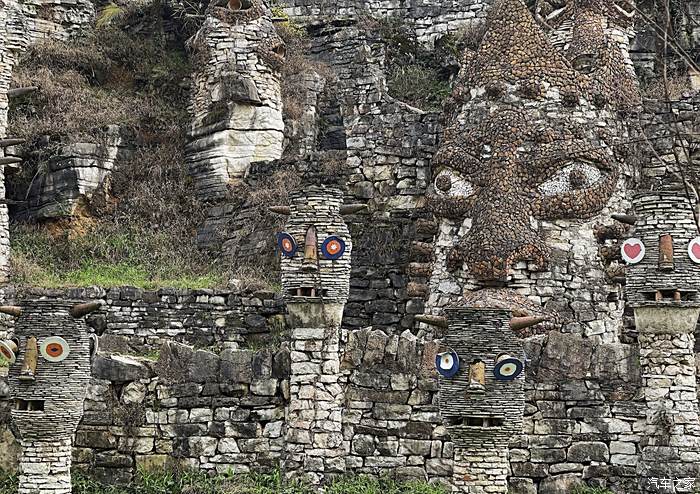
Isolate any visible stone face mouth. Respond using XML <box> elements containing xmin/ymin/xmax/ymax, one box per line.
<box><xmin>444</xmin><ymin>416</ymin><xmax>505</xmax><ymax>428</ymax></box>
<box><xmin>14</xmin><ymin>399</ymin><xmax>45</xmax><ymax>411</ymax></box>
<box><xmin>286</xmin><ymin>287</ymin><xmax>330</xmax><ymax>298</ymax></box>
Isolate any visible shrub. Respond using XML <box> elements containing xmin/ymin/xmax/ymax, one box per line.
<box><xmin>276</xmin><ymin>23</ymin><xmax>333</xmax><ymax>121</ymax></box>
<box><xmin>326</xmin><ymin>475</ymin><xmax>447</xmax><ymax>494</ymax></box>
<box><xmin>0</xmin><ymin>471</ymin><xmax>18</xmax><ymax>494</ymax></box>
<box><xmin>570</xmin><ymin>487</ymin><xmax>615</xmax><ymax>494</ymax></box>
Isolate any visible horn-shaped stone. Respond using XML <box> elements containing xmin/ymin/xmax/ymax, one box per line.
<box><xmin>340</xmin><ymin>204</ymin><xmax>368</xmax><ymax>215</ymax></box>
<box><xmin>8</xmin><ymin>86</ymin><xmax>38</xmax><ymax>98</ymax></box>
<box><xmin>612</xmin><ymin>214</ymin><xmax>638</xmax><ymax>225</ymax></box>
<box><xmin>0</xmin><ymin>138</ymin><xmax>25</xmax><ymax>147</ymax></box>
<box><xmin>70</xmin><ymin>301</ymin><xmax>103</xmax><ymax>318</ymax></box>
<box><xmin>510</xmin><ymin>316</ymin><xmax>548</xmax><ymax>331</ymax></box>
<box><xmin>414</xmin><ymin>314</ymin><xmax>448</xmax><ymax>328</ymax></box>
<box><xmin>268</xmin><ymin>206</ymin><xmax>291</xmax><ymax>215</ymax></box>
<box><xmin>0</xmin><ymin>157</ymin><xmax>21</xmax><ymax>166</ymax></box>
<box><xmin>0</xmin><ymin>306</ymin><xmax>21</xmax><ymax>317</ymax></box>
<box><xmin>0</xmin><ymin>198</ymin><xmax>26</xmax><ymax>205</ymax></box>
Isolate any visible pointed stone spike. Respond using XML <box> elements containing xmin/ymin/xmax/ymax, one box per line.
<box><xmin>0</xmin><ymin>138</ymin><xmax>25</xmax><ymax>147</ymax></box>
<box><xmin>0</xmin><ymin>306</ymin><xmax>21</xmax><ymax>317</ymax></box>
<box><xmin>612</xmin><ymin>214</ymin><xmax>638</xmax><ymax>225</ymax></box>
<box><xmin>8</xmin><ymin>86</ymin><xmax>38</xmax><ymax>98</ymax></box>
<box><xmin>70</xmin><ymin>301</ymin><xmax>104</xmax><ymax>318</ymax></box>
<box><xmin>510</xmin><ymin>316</ymin><xmax>548</xmax><ymax>331</ymax></box>
<box><xmin>340</xmin><ymin>204</ymin><xmax>368</xmax><ymax>215</ymax></box>
<box><xmin>0</xmin><ymin>157</ymin><xmax>21</xmax><ymax>166</ymax></box>
<box><xmin>414</xmin><ymin>314</ymin><xmax>448</xmax><ymax>328</ymax></box>
<box><xmin>268</xmin><ymin>206</ymin><xmax>290</xmax><ymax>215</ymax></box>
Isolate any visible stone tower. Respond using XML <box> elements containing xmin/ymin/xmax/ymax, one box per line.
<box><xmin>438</xmin><ymin>307</ymin><xmax>526</xmax><ymax>494</ymax></box>
<box><xmin>624</xmin><ymin>192</ymin><xmax>700</xmax><ymax>493</ymax></box>
<box><xmin>276</xmin><ymin>185</ymin><xmax>352</xmax><ymax>484</ymax></box>
<box><xmin>3</xmin><ymin>300</ymin><xmax>100</xmax><ymax>494</ymax></box>
<box><xmin>187</xmin><ymin>0</ymin><xmax>286</xmax><ymax>201</ymax></box>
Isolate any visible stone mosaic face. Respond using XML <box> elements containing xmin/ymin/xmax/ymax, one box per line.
<box><xmin>428</xmin><ymin>0</ymin><xmax>638</xmax><ymax>283</ymax></box>
<box><xmin>279</xmin><ymin>186</ymin><xmax>352</xmax><ymax>308</ymax></box>
<box><xmin>6</xmin><ymin>301</ymin><xmax>94</xmax><ymax>441</ymax></box>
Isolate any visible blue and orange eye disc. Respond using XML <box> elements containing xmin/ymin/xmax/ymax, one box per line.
<box><xmin>435</xmin><ymin>351</ymin><xmax>460</xmax><ymax>378</ymax></box>
<box><xmin>321</xmin><ymin>236</ymin><xmax>346</xmax><ymax>260</ymax></box>
<box><xmin>493</xmin><ymin>357</ymin><xmax>524</xmax><ymax>381</ymax></box>
<box><xmin>277</xmin><ymin>232</ymin><xmax>297</xmax><ymax>257</ymax></box>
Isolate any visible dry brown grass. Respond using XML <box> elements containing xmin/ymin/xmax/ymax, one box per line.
<box><xmin>642</xmin><ymin>75</ymin><xmax>693</xmax><ymax>101</ymax></box>
<box><xmin>276</xmin><ymin>24</ymin><xmax>333</xmax><ymax>121</ymax></box>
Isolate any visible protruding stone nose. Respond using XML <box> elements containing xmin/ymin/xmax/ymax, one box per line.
<box><xmin>19</xmin><ymin>337</ymin><xmax>38</xmax><ymax>382</ymax></box>
<box><xmin>453</xmin><ymin>194</ymin><xmax>549</xmax><ymax>281</ymax></box>
<box><xmin>302</xmin><ymin>225</ymin><xmax>318</xmax><ymax>272</ymax></box>
<box><xmin>659</xmin><ymin>234</ymin><xmax>674</xmax><ymax>271</ymax></box>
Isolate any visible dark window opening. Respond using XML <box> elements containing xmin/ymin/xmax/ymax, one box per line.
<box><xmin>287</xmin><ymin>287</ymin><xmax>329</xmax><ymax>298</ymax></box>
<box><xmin>445</xmin><ymin>416</ymin><xmax>505</xmax><ymax>428</ymax></box>
<box><xmin>14</xmin><ymin>399</ymin><xmax>45</xmax><ymax>411</ymax></box>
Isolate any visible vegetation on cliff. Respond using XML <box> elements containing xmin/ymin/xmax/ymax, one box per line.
<box><xmin>7</xmin><ymin>2</ymin><xmax>226</xmax><ymax>289</ymax></box>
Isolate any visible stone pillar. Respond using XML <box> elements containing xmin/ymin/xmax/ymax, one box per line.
<box><xmin>624</xmin><ymin>192</ymin><xmax>700</xmax><ymax>492</ymax></box>
<box><xmin>636</xmin><ymin>306</ymin><xmax>700</xmax><ymax>493</ymax></box>
<box><xmin>439</xmin><ymin>308</ymin><xmax>525</xmax><ymax>494</ymax></box>
<box><xmin>6</xmin><ymin>300</ymin><xmax>97</xmax><ymax>494</ymax></box>
<box><xmin>278</xmin><ymin>185</ymin><xmax>352</xmax><ymax>484</ymax></box>
<box><xmin>17</xmin><ymin>439</ymin><xmax>73</xmax><ymax>494</ymax></box>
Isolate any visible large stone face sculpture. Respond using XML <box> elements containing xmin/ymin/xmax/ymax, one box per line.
<box><xmin>187</xmin><ymin>0</ymin><xmax>286</xmax><ymax>201</ymax></box>
<box><xmin>423</xmin><ymin>0</ymin><xmax>640</xmax><ymax>339</ymax></box>
<box><xmin>1</xmin><ymin>300</ymin><xmax>100</xmax><ymax>494</ymax></box>
<box><xmin>275</xmin><ymin>185</ymin><xmax>353</xmax><ymax>483</ymax></box>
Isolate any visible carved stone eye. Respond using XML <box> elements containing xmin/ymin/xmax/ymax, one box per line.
<box><xmin>436</xmin><ymin>174</ymin><xmax>452</xmax><ymax>192</ymax></box>
<box><xmin>434</xmin><ymin>170</ymin><xmax>474</xmax><ymax>198</ymax></box>
<box><xmin>538</xmin><ymin>162</ymin><xmax>602</xmax><ymax>196</ymax></box>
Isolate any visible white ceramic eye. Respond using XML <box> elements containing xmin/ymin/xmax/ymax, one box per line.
<box><xmin>621</xmin><ymin>238</ymin><xmax>645</xmax><ymax>264</ymax></box>
<box><xmin>40</xmin><ymin>336</ymin><xmax>70</xmax><ymax>362</ymax></box>
<box><xmin>493</xmin><ymin>354</ymin><xmax>524</xmax><ymax>381</ymax></box>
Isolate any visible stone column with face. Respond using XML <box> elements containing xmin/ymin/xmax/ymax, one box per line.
<box><xmin>187</xmin><ymin>0</ymin><xmax>286</xmax><ymax>201</ymax></box>
<box><xmin>275</xmin><ymin>185</ymin><xmax>352</xmax><ymax>483</ymax></box>
<box><xmin>436</xmin><ymin>308</ymin><xmax>526</xmax><ymax>494</ymax></box>
<box><xmin>621</xmin><ymin>192</ymin><xmax>700</xmax><ymax>491</ymax></box>
<box><xmin>423</xmin><ymin>0</ymin><xmax>640</xmax><ymax>341</ymax></box>
<box><xmin>1</xmin><ymin>300</ymin><xmax>100</xmax><ymax>494</ymax></box>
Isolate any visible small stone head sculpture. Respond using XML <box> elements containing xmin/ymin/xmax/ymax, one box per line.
<box><xmin>1</xmin><ymin>300</ymin><xmax>101</xmax><ymax>441</ymax></box>
<box><xmin>437</xmin><ymin>308</ymin><xmax>526</xmax><ymax>446</ymax></box>
<box><xmin>271</xmin><ymin>185</ymin><xmax>363</xmax><ymax>327</ymax></box>
<box><xmin>623</xmin><ymin>192</ymin><xmax>700</xmax><ymax>307</ymax></box>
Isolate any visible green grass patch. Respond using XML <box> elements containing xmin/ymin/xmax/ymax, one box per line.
<box><xmin>570</xmin><ymin>487</ymin><xmax>615</xmax><ymax>494</ymax></box>
<box><xmin>0</xmin><ymin>471</ymin><xmax>18</xmax><ymax>494</ymax></box>
<box><xmin>10</xmin><ymin>223</ymin><xmax>227</xmax><ymax>290</ymax></box>
<box><xmin>1</xmin><ymin>469</ymin><xmax>446</xmax><ymax>494</ymax></box>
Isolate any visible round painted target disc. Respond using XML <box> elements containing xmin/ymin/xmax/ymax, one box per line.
<box><xmin>689</xmin><ymin>237</ymin><xmax>700</xmax><ymax>264</ymax></box>
<box><xmin>321</xmin><ymin>236</ymin><xmax>346</xmax><ymax>260</ymax></box>
<box><xmin>435</xmin><ymin>351</ymin><xmax>460</xmax><ymax>378</ymax></box>
<box><xmin>621</xmin><ymin>238</ymin><xmax>645</xmax><ymax>264</ymax></box>
<box><xmin>40</xmin><ymin>336</ymin><xmax>70</xmax><ymax>362</ymax></box>
<box><xmin>277</xmin><ymin>232</ymin><xmax>298</xmax><ymax>258</ymax></box>
<box><xmin>0</xmin><ymin>341</ymin><xmax>16</xmax><ymax>365</ymax></box>
<box><xmin>493</xmin><ymin>357</ymin><xmax>524</xmax><ymax>381</ymax></box>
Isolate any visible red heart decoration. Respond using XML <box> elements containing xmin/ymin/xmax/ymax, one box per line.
<box><xmin>692</xmin><ymin>242</ymin><xmax>700</xmax><ymax>259</ymax></box>
<box><xmin>624</xmin><ymin>243</ymin><xmax>642</xmax><ymax>260</ymax></box>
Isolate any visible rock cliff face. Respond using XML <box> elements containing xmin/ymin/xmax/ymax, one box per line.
<box><xmin>1</xmin><ymin>0</ymin><xmax>700</xmax><ymax>493</ymax></box>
